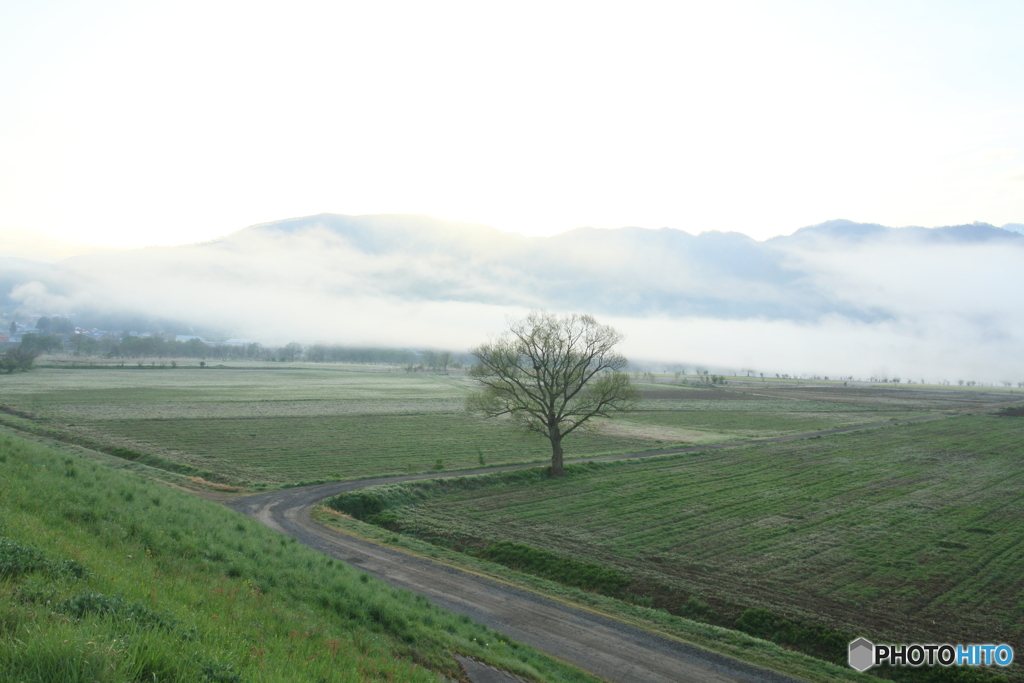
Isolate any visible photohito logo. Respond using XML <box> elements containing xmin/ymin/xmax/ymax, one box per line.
<box><xmin>848</xmin><ymin>638</ymin><xmax>1014</xmax><ymax>672</ymax></box>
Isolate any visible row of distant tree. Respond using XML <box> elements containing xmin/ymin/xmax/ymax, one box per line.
<box><xmin>10</xmin><ymin>330</ymin><xmax>469</xmax><ymax>369</ymax></box>
<box><xmin>5</xmin><ymin>312</ymin><xmax>217</xmax><ymax>340</ymax></box>
<box><xmin>295</xmin><ymin>344</ymin><xmax>469</xmax><ymax>369</ymax></box>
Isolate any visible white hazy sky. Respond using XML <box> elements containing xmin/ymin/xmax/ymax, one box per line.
<box><xmin>2</xmin><ymin>0</ymin><xmax>1023</xmax><ymax>248</ymax></box>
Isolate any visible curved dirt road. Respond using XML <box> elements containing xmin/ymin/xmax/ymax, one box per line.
<box><xmin>227</xmin><ymin>475</ymin><xmax>799</xmax><ymax>683</ymax></box>
<box><xmin>225</xmin><ymin>405</ymin><xmax>1023</xmax><ymax>683</ymax></box>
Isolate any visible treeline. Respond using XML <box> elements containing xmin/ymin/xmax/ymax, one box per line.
<box><xmin>292</xmin><ymin>343</ymin><xmax>413</xmax><ymax>364</ymax></box>
<box><xmin>13</xmin><ymin>332</ymin><xmax>471</xmax><ymax>369</ymax></box>
<box><xmin>10</xmin><ymin>334</ymin><xmax>264</xmax><ymax>360</ymax></box>
<box><xmin>111</xmin><ymin>336</ymin><xmax>264</xmax><ymax>360</ymax></box>
<box><xmin>282</xmin><ymin>345</ymin><xmax>475</xmax><ymax>369</ymax></box>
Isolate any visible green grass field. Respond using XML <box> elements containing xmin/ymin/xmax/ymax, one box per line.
<box><xmin>0</xmin><ymin>365</ymin><xmax>669</xmax><ymax>484</ymax></box>
<box><xmin>2</xmin><ymin>363</ymin><xmax>1021</xmax><ymax>681</ymax></box>
<box><xmin>1</xmin><ymin>364</ymin><xmax>1012</xmax><ymax>486</ymax></box>
<box><xmin>337</xmin><ymin>414</ymin><xmax>1024</xmax><ymax>680</ymax></box>
<box><xmin>615</xmin><ymin>382</ymin><xmax>996</xmax><ymax>441</ymax></box>
<box><xmin>89</xmin><ymin>413</ymin><xmax>658</xmax><ymax>484</ymax></box>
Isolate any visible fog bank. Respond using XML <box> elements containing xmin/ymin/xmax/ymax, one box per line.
<box><xmin>5</xmin><ymin>215</ymin><xmax>1022</xmax><ymax>384</ymax></box>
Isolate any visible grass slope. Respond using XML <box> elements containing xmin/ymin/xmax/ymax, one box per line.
<box><xmin>0</xmin><ymin>429</ymin><xmax>599</xmax><ymax>683</ymax></box>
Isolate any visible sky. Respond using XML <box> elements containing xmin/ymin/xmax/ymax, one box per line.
<box><xmin>2</xmin><ymin>0</ymin><xmax>1023</xmax><ymax>250</ymax></box>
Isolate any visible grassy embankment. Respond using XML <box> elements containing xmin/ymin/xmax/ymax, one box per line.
<box><xmin>0</xmin><ymin>429</ymin><xmax>600</xmax><ymax>683</ymax></box>
<box><xmin>324</xmin><ymin>414</ymin><xmax>1023</xmax><ymax>683</ymax></box>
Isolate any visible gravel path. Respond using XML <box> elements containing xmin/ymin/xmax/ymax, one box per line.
<box><xmin>227</xmin><ymin>478</ymin><xmax>801</xmax><ymax>683</ymax></box>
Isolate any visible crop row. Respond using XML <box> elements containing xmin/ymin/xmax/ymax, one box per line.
<box><xmin>0</xmin><ymin>365</ymin><xmax>472</xmax><ymax>407</ymax></box>
<box><xmin>88</xmin><ymin>413</ymin><xmax>661</xmax><ymax>484</ymax></box>
<box><xmin>618</xmin><ymin>407</ymin><xmax>929</xmax><ymax>437</ymax></box>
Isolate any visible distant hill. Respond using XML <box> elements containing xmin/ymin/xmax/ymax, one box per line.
<box><xmin>779</xmin><ymin>218</ymin><xmax>1023</xmax><ymax>244</ymax></box>
<box><xmin>212</xmin><ymin>214</ymin><xmax>1020</xmax><ymax>321</ymax></box>
<box><xmin>4</xmin><ymin>214</ymin><xmax>1020</xmax><ymax>322</ymax></box>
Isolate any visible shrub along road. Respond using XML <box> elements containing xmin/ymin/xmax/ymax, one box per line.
<box><xmin>224</xmin><ymin>402</ymin><xmax>1023</xmax><ymax>683</ymax></box>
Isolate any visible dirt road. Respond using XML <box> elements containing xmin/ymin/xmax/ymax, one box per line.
<box><xmin>227</xmin><ymin>476</ymin><xmax>800</xmax><ymax>683</ymax></box>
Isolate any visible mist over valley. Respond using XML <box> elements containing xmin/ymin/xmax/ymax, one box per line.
<box><xmin>3</xmin><ymin>214</ymin><xmax>1022</xmax><ymax>383</ymax></box>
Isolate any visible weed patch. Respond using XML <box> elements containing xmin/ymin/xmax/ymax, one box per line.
<box><xmin>186</xmin><ymin>476</ymin><xmax>245</xmax><ymax>492</ymax></box>
<box><xmin>57</xmin><ymin>592</ymin><xmax>181</xmax><ymax>631</ymax></box>
<box><xmin>734</xmin><ymin>607</ymin><xmax>850</xmax><ymax>663</ymax></box>
<box><xmin>331</xmin><ymin>492</ymin><xmax>386</xmax><ymax>518</ymax></box>
<box><xmin>478</xmin><ymin>542</ymin><xmax>631</xmax><ymax>595</ymax></box>
<box><xmin>0</xmin><ymin>537</ymin><xmax>88</xmax><ymax>580</ymax></box>
<box><xmin>733</xmin><ymin>608</ymin><xmax>1005</xmax><ymax>683</ymax></box>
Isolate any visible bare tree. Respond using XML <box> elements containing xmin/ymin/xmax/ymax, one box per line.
<box><xmin>467</xmin><ymin>311</ymin><xmax>639</xmax><ymax>478</ymax></box>
<box><xmin>1</xmin><ymin>346</ymin><xmax>40</xmax><ymax>374</ymax></box>
<box><xmin>281</xmin><ymin>342</ymin><xmax>303</xmax><ymax>361</ymax></box>
<box><xmin>422</xmin><ymin>349</ymin><xmax>453</xmax><ymax>373</ymax></box>
<box><xmin>437</xmin><ymin>350</ymin><xmax>452</xmax><ymax>373</ymax></box>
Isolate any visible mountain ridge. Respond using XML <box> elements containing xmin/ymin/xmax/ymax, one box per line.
<box><xmin>231</xmin><ymin>213</ymin><xmax>1023</xmax><ymax>247</ymax></box>
<box><xmin>4</xmin><ymin>215</ymin><xmax>1021</xmax><ymax>323</ymax></box>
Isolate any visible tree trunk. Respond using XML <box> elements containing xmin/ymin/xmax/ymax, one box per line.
<box><xmin>549</xmin><ymin>427</ymin><xmax>565</xmax><ymax>478</ymax></box>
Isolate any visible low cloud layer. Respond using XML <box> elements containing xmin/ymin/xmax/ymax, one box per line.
<box><xmin>5</xmin><ymin>215</ymin><xmax>1022</xmax><ymax>384</ymax></box>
